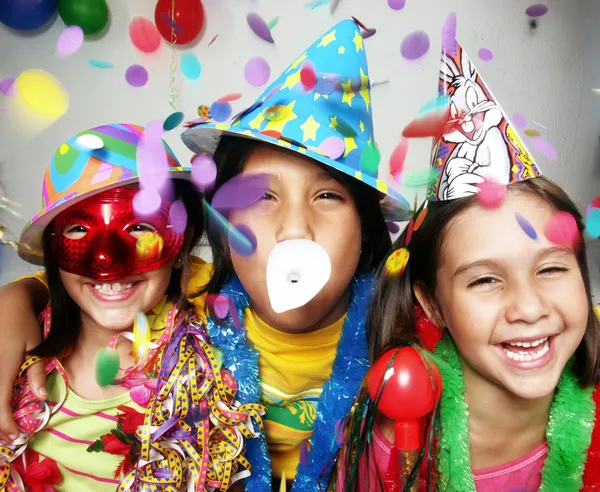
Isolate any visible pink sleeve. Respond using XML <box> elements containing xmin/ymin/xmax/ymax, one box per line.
<box><xmin>335</xmin><ymin>423</ymin><xmax>393</xmax><ymax>491</ymax></box>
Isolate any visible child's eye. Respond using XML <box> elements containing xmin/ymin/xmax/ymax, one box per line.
<box><xmin>62</xmin><ymin>224</ymin><xmax>88</xmax><ymax>240</ymax></box>
<box><xmin>468</xmin><ymin>276</ymin><xmax>498</xmax><ymax>288</ymax></box>
<box><xmin>538</xmin><ymin>266</ymin><xmax>568</xmax><ymax>276</ymax></box>
<box><xmin>127</xmin><ymin>223</ymin><xmax>157</xmax><ymax>238</ymax></box>
<box><xmin>316</xmin><ymin>192</ymin><xmax>343</xmax><ymax>201</ymax></box>
<box><xmin>261</xmin><ymin>192</ymin><xmax>276</xmax><ymax>201</ymax></box>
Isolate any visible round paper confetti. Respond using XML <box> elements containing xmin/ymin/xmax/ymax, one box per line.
<box><xmin>213</xmin><ymin>295</ymin><xmax>230</xmax><ymax>319</ymax></box>
<box><xmin>545</xmin><ymin>211</ymin><xmax>579</xmax><ymax>247</ymax></box>
<box><xmin>0</xmin><ymin>78</ymin><xmax>15</xmax><ymax>96</ymax></box>
<box><xmin>197</xmin><ymin>104</ymin><xmax>211</xmax><ymax>118</ymax></box>
<box><xmin>88</xmin><ymin>59</ymin><xmax>113</xmax><ymax>69</ymax></box>
<box><xmin>133</xmin><ymin>188</ymin><xmax>161</xmax><ymax>215</ymax></box>
<box><xmin>218</xmin><ymin>93</ymin><xmax>243</xmax><ymax>103</ymax></box>
<box><xmin>399</xmin><ymin>168</ymin><xmax>439</xmax><ymax>188</ymax></box>
<box><xmin>229</xmin><ymin>223</ymin><xmax>257</xmax><ymax>256</ymax></box>
<box><xmin>388</xmin><ymin>0</ymin><xmax>406</xmax><ymax>10</ymax></box>
<box><xmin>244</xmin><ymin>57</ymin><xmax>271</xmax><ymax>87</ymax></box>
<box><xmin>125</xmin><ymin>65</ymin><xmax>148</xmax><ymax>87</ymax></box>
<box><xmin>531</xmin><ymin>137</ymin><xmax>557</xmax><ymax>160</ymax></box>
<box><xmin>478</xmin><ymin>48</ymin><xmax>493</xmax><ymax>62</ymax></box>
<box><xmin>360</xmin><ymin>146</ymin><xmax>381</xmax><ymax>175</ymax></box>
<box><xmin>129</xmin><ymin>17</ymin><xmax>161</xmax><ymax>53</ymax></box>
<box><xmin>181</xmin><ymin>52</ymin><xmax>201</xmax><ymax>79</ymax></box>
<box><xmin>586</xmin><ymin>208</ymin><xmax>600</xmax><ymax>238</ymax></box>
<box><xmin>400</xmin><ymin>31</ymin><xmax>430</xmax><ymax>60</ymax></box>
<box><xmin>300</xmin><ymin>62</ymin><xmax>317</xmax><ymax>91</ymax></box>
<box><xmin>315</xmin><ymin>77</ymin><xmax>336</xmax><ymax>95</ymax></box>
<box><xmin>95</xmin><ymin>349</ymin><xmax>120</xmax><ymax>387</ymax></box>
<box><xmin>56</xmin><ymin>26</ymin><xmax>84</xmax><ymax>57</ymax></box>
<box><xmin>515</xmin><ymin>212</ymin><xmax>538</xmax><ymax>240</ymax></box>
<box><xmin>591</xmin><ymin>196</ymin><xmax>600</xmax><ymax>209</ymax></box>
<box><xmin>524</xmin><ymin>128</ymin><xmax>541</xmax><ymax>137</ymax></box>
<box><xmin>513</xmin><ymin>112</ymin><xmax>527</xmax><ymax>129</ymax></box>
<box><xmin>16</xmin><ymin>70</ymin><xmax>69</xmax><ymax>118</ymax></box>
<box><xmin>74</xmin><ymin>134</ymin><xmax>104</xmax><ymax>150</ymax></box>
<box><xmin>247</xmin><ymin>13</ymin><xmax>274</xmax><ymax>43</ymax></box>
<box><xmin>168</xmin><ymin>200</ymin><xmax>187</xmax><ymax>234</ymax></box>
<box><xmin>318</xmin><ymin>136</ymin><xmax>345</xmax><ymax>160</ymax></box>
<box><xmin>387</xmin><ymin>222</ymin><xmax>400</xmax><ymax>234</ymax></box>
<box><xmin>163</xmin><ymin>111</ymin><xmax>184</xmax><ymax>131</ymax></box>
<box><xmin>191</xmin><ymin>155</ymin><xmax>217</xmax><ymax>189</ymax></box>
<box><xmin>390</xmin><ymin>139</ymin><xmax>408</xmax><ymax>176</ymax></box>
<box><xmin>477</xmin><ymin>178</ymin><xmax>507</xmax><ymax>209</ymax></box>
<box><xmin>210</xmin><ymin>101</ymin><xmax>232</xmax><ymax>122</ymax></box>
<box><xmin>526</xmin><ymin>4</ymin><xmax>549</xmax><ymax>17</ymax></box>
<box><xmin>441</xmin><ymin>12</ymin><xmax>457</xmax><ymax>51</ymax></box>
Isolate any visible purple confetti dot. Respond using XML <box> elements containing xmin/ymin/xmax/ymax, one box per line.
<box><xmin>515</xmin><ymin>212</ymin><xmax>538</xmax><ymax>240</ymax></box>
<box><xmin>441</xmin><ymin>13</ymin><xmax>457</xmax><ymax>51</ymax></box>
<box><xmin>513</xmin><ymin>112</ymin><xmax>527</xmax><ymax>129</ymax></box>
<box><xmin>56</xmin><ymin>25</ymin><xmax>84</xmax><ymax>57</ymax></box>
<box><xmin>133</xmin><ymin>189</ymin><xmax>161</xmax><ymax>215</ymax></box>
<box><xmin>400</xmin><ymin>31</ymin><xmax>430</xmax><ymax>60</ymax></box>
<box><xmin>478</xmin><ymin>48</ymin><xmax>493</xmax><ymax>61</ymax></box>
<box><xmin>315</xmin><ymin>77</ymin><xmax>336</xmax><ymax>95</ymax></box>
<box><xmin>229</xmin><ymin>223</ymin><xmax>257</xmax><ymax>256</ymax></box>
<box><xmin>244</xmin><ymin>57</ymin><xmax>271</xmax><ymax>87</ymax></box>
<box><xmin>388</xmin><ymin>0</ymin><xmax>406</xmax><ymax>10</ymax></box>
<box><xmin>126</xmin><ymin>65</ymin><xmax>148</xmax><ymax>87</ymax></box>
<box><xmin>191</xmin><ymin>155</ymin><xmax>217</xmax><ymax>190</ymax></box>
<box><xmin>318</xmin><ymin>136</ymin><xmax>345</xmax><ymax>160</ymax></box>
<box><xmin>525</xmin><ymin>4</ymin><xmax>548</xmax><ymax>17</ymax></box>
<box><xmin>213</xmin><ymin>295</ymin><xmax>230</xmax><ymax>319</ymax></box>
<box><xmin>247</xmin><ymin>12</ymin><xmax>274</xmax><ymax>43</ymax></box>
<box><xmin>387</xmin><ymin>222</ymin><xmax>400</xmax><ymax>234</ymax></box>
<box><xmin>0</xmin><ymin>78</ymin><xmax>15</xmax><ymax>96</ymax></box>
<box><xmin>531</xmin><ymin>136</ymin><xmax>558</xmax><ymax>160</ymax></box>
<box><xmin>210</xmin><ymin>101</ymin><xmax>232</xmax><ymax>122</ymax></box>
<box><xmin>168</xmin><ymin>200</ymin><xmax>187</xmax><ymax>234</ymax></box>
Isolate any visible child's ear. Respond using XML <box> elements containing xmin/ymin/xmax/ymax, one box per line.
<box><xmin>413</xmin><ymin>282</ymin><xmax>446</xmax><ymax>330</ymax></box>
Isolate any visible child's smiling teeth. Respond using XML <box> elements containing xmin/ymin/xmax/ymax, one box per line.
<box><xmin>93</xmin><ymin>282</ymin><xmax>134</xmax><ymax>294</ymax></box>
<box><xmin>502</xmin><ymin>336</ymin><xmax>550</xmax><ymax>362</ymax></box>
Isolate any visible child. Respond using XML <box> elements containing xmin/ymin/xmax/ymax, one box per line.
<box><xmin>0</xmin><ymin>19</ymin><xmax>411</xmax><ymax>491</ymax></box>
<box><xmin>335</xmin><ymin>39</ymin><xmax>600</xmax><ymax>491</ymax></box>
<box><xmin>2</xmin><ymin>123</ymin><xmax>264</xmax><ymax>490</ymax></box>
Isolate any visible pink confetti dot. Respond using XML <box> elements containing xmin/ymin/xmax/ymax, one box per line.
<box><xmin>168</xmin><ymin>200</ymin><xmax>188</xmax><ymax>234</ymax></box>
<box><xmin>56</xmin><ymin>26</ymin><xmax>84</xmax><ymax>56</ymax></box>
<box><xmin>213</xmin><ymin>295</ymin><xmax>230</xmax><ymax>319</ymax></box>
<box><xmin>244</xmin><ymin>57</ymin><xmax>271</xmax><ymax>87</ymax></box>
<box><xmin>513</xmin><ymin>112</ymin><xmax>527</xmax><ymax>129</ymax></box>
<box><xmin>531</xmin><ymin>136</ymin><xmax>558</xmax><ymax>160</ymax></box>
<box><xmin>125</xmin><ymin>65</ymin><xmax>148</xmax><ymax>87</ymax></box>
<box><xmin>400</xmin><ymin>31</ymin><xmax>430</xmax><ymax>60</ymax></box>
<box><xmin>191</xmin><ymin>155</ymin><xmax>217</xmax><ymax>190</ymax></box>
<box><xmin>318</xmin><ymin>136</ymin><xmax>345</xmax><ymax>160</ymax></box>
<box><xmin>0</xmin><ymin>77</ymin><xmax>15</xmax><ymax>96</ymax></box>
<box><xmin>389</xmin><ymin>139</ymin><xmax>409</xmax><ymax>177</ymax></box>
<box><xmin>441</xmin><ymin>13</ymin><xmax>457</xmax><ymax>51</ymax></box>
<box><xmin>477</xmin><ymin>178</ymin><xmax>507</xmax><ymax>209</ymax></box>
<box><xmin>478</xmin><ymin>48</ymin><xmax>493</xmax><ymax>62</ymax></box>
<box><xmin>545</xmin><ymin>211</ymin><xmax>579</xmax><ymax>247</ymax></box>
<box><xmin>388</xmin><ymin>0</ymin><xmax>406</xmax><ymax>10</ymax></box>
<box><xmin>133</xmin><ymin>188</ymin><xmax>161</xmax><ymax>215</ymax></box>
<box><xmin>300</xmin><ymin>62</ymin><xmax>317</xmax><ymax>91</ymax></box>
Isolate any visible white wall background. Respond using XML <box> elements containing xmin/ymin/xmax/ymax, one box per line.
<box><xmin>0</xmin><ymin>0</ymin><xmax>598</xmax><ymax>296</ymax></box>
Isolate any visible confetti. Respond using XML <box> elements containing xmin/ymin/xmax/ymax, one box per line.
<box><xmin>56</xmin><ymin>26</ymin><xmax>84</xmax><ymax>56</ymax></box>
<box><xmin>318</xmin><ymin>136</ymin><xmax>345</xmax><ymax>160</ymax></box>
<box><xmin>389</xmin><ymin>139</ymin><xmax>408</xmax><ymax>176</ymax></box>
<box><xmin>402</xmin><ymin>109</ymin><xmax>449</xmax><ymax>138</ymax></box>
<box><xmin>329</xmin><ymin>0</ymin><xmax>341</xmax><ymax>13</ymax></box>
<box><xmin>95</xmin><ymin>348</ymin><xmax>120</xmax><ymax>387</ymax></box>
<box><xmin>336</xmin><ymin>118</ymin><xmax>357</xmax><ymax>138</ymax></box>
<box><xmin>385</xmin><ymin>248</ymin><xmax>410</xmax><ymax>277</ymax></box>
<box><xmin>133</xmin><ymin>188</ymin><xmax>161</xmax><ymax>215</ymax></box>
<box><xmin>163</xmin><ymin>111</ymin><xmax>184</xmax><ymax>131</ymax></box>
<box><xmin>212</xmin><ymin>173</ymin><xmax>269</xmax><ymax>213</ymax></box>
<box><xmin>586</xmin><ymin>208</ymin><xmax>600</xmax><ymax>238</ymax></box>
<box><xmin>125</xmin><ymin>65</ymin><xmax>148</xmax><ymax>87</ymax></box>
<box><xmin>212</xmin><ymin>295</ymin><xmax>230</xmax><ymax>319</ymax></box>
<box><xmin>300</xmin><ymin>62</ymin><xmax>317</xmax><ymax>91</ymax></box>
<box><xmin>526</xmin><ymin>4</ymin><xmax>549</xmax><ymax>17</ymax></box>
<box><xmin>0</xmin><ymin>78</ymin><xmax>15</xmax><ymax>96</ymax></box>
<box><xmin>217</xmin><ymin>93</ymin><xmax>243</xmax><ymax>103</ymax></box>
<box><xmin>204</xmin><ymin>201</ymin><xmax>256</xmax><ymax>256</ymax></box>
<box><xmin>478</xmin><ymin>48</ymin><xmax>493</xmax><ymax>61</ymax></box>
<box><xmin>16</xmin><ymin>69</ymin><xmax>69</xmax><ymax>118</ymax></box>
<box><xmin>168</xmin><ymin>200</ymin><xmax>187</xmax><ymax>234</ymax></box>
<box><xmin>247</xmin><ymin>13</ymin><xmax>274</xmax><ymax>43</ymax></box>
<box><xmin>360</xmin><ymin>146</ymin><xmax>381</xmax><ymax>175</ymax></box>
<box><xmin>181</xmin><ymin>52</ymin><xmax>201</xmax><ymax>79</ymax></box>
<box><xmin>413</xmin><ymin>207</ymin><xmax>428</xmax><ymax>231</ymax></box>
<box><xmin>531</xmin><ymin>136</ymin><xmax>557</xmax><ymax>160</ymax></box>
<box><xmin>305</xmin><ymin>0</ymin><xmax>330</xmax><ymax>9</ymax></box>
<box><xmin>418</xmin><ymin>95</ymin><xmax>450</xmax><ymax>115</ymax></box>
<box><xmin>399</xmin><ymin>168</ymin><xmax>439</xmax><ymax>188</ymax></box>
<box><xmin>477</xmin><ymin>178</ymin><xmax>507</xmax><ymax>209</ymax></box>
<box><xmin>268</xmin><ymin>16</ymin><xmax>279</xmax><ymax>29</ymax></box>
<box><xmin>441</xmin><ymin>12</ymin><xmax>457</xmax><ymax>51</ymax></box>
<box><xmin>197</xmin><ymin>104</ymin><xmax>211</xmax><ymax>118</ymax></box>
<box><xmin>591</xmin><ymin>196</ymin><xmax>600</xmax><ymax>209</ymax></box>
<box><xmin>244</xmin><ymin>56</ymin><xmax>271</xmax><ymax>87</ymax></box>
<box><xmin>545</xmin><ymin>211</ymin><xmax>579</xmax><ymax>247</ymax></box>
<box><xmin>88</xmin><ymin>59</ymin><xmax>113</xmax><ymax>69</ymax></box>
<box><xmin>388</xmin><ymin>0</ymin><xmax>406</xmax><ymax>10</ymax></box>
<box><xmin>191</xmin><ymin>155</ymin><xmax>217</xmax><ymax>190</ymax></box>
<box><xmin>210</xmin><ymin>101</ymin><xmax>232</xmax><ymax>122</ymax></box>
<box><xmin>387</xmin><ymin>222</ymin><xmax>400</xmax><ymax>234</ymax></box>
<box><xmin>524</xmin><ymin>128</ymin><xmax>541</xmax><ymax>137</ymax></box>
<box><xmin>515</xmin><ymin>213</ymin><xmax>538</xmax><ymax>240</ymax></box>
<box><xmin>513</xmin><ymin>112</ymin><xmax>527</xmax><ymax>128</ymax></box>
<box><xmin>74</xmin><ymin>134</ymin><xmax>104</xmax><ymax>150</ymax></box>
<box><xmin>405</xmin><ymin>219</ymin><xmax>414</xmax><ymax>245</ymax></box>
<box><xmin>315</xmin><ymin>76</ymin><xmax>336</xmax><ymax>95</ymax></box>
<box><xmin>401</xmin><ymin>31</ymin><xmax>430</xmax><ymax>60</ymax></box>
<box><xmin>159</xmin><ymin>12</ymin><xmax>183</xmax><ymax>33</ymax></box>
<box><xmin>129</xmin><ymin>17</ymin><xmax>161</xmax><ymax>53</ymax></box>
<box><xmin>208</xmin><ymin>34</ymin><xmax>219</xmax><ymax>46</ymax></box>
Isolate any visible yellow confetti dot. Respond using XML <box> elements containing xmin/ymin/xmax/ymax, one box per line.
<box><xmin>385</xmin><ymin>248</ymin><xmax>410</xmax><ymax>278</ymax></box>
<box><xmin>60</xmin><ymin>143</ymin><xmax>70</xmax><ymax>154</ymax></box>
<box><xmin>16</xmin><ymin>69</ymin><xmax>69</xmax><ymax>118</ymax></box>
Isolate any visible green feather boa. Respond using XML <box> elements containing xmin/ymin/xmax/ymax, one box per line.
<box><xmin>434</xmin><ymin>336</ymin><xmax>595</xmax><ymax>491</ymax></box>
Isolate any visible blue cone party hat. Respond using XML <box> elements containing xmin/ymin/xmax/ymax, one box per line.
<box><xmin>181</xmin><ymin>18</ymin><xmax>410</xmax><ymax>218</ymax></box>
<box><xmin>428</xmin><ymin>39</ymin><xmax>542</xmax><ymax>201</ymax></box>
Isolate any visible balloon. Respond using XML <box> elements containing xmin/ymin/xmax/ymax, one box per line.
<box><xmin>0</xmin><ymin>0</ymin><xmax>57</xmax><ymax>31</ymax></box>
<box><xmin>154</xmin><ymin>0</ymin><xmax>204</xmax><ymax>46</ymax></box>
<box><xmin>58</xmin><ymin>0</ymin><xmax>108</xmax><ymax>36</ymax></box>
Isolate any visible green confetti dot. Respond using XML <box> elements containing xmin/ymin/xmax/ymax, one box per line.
<box><xmin>95</xmin><ymin>348</ymin><xmax>120</xmax><ymax>387</ymax></box>
<box><xmin>360</xmin><ymin>146</ymin><xmax>381</xmax><ymax>174</ymax></box>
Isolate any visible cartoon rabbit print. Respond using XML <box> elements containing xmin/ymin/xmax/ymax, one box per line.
<box><xmin>437</xmin><ymin>51</ymin><xmax>511</xmax><ymax>200</ymax></box>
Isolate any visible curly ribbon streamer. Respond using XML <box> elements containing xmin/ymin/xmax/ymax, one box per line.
<box><xmin>168</xmin><ymin>0</ymin><xmax>179</xmax><ymax>111</ymax></box>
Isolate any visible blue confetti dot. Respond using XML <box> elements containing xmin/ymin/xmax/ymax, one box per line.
<box><xmin>228</xmin><ymin>223</ymin><xmax>257</xmax><ymax>256</ymax></box>
<box><xmin>586</xmin><ymin>208</ymin><xmax>600</xmax><ymax>238</ymax></box>
<box><xmin>210</xmin><ymin>101</ymin><xmax>232</xmax><ymax>122</ymax></box>
<box><xmin>515</xmin><ymin>212</ymin><xmax>538</xmax><ymax>240</ymax></box>
<box><xmin>181</xmin><ymin>52</ymin><xmax>201</xmax><ymax>80</ymax></box>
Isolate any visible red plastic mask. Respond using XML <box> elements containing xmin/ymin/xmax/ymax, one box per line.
<box><xmin>50</xmin><ymin>187</ymin><xmax>185</xmax><ymax>281</ymax></box>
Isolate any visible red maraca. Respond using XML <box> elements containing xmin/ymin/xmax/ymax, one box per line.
<box><xmin>366</xmin><ymin>346</ymin><xmax>442</xmax><ymax>490</ymax></box>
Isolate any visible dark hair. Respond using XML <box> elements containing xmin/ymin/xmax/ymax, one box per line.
<box><xmin>367</xmin><ymin>175</ymin><xmax>600</xmax><ymax>386</ymax></box>
<box><xmin>31</xmin><ymin>180</ymin><xmax>204</xmax><ymax>358</ymax></box>
<box><xmin>198</xmin><ymin>136</ymin><xmax>391</xmax><ymax>296</ymax></box>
